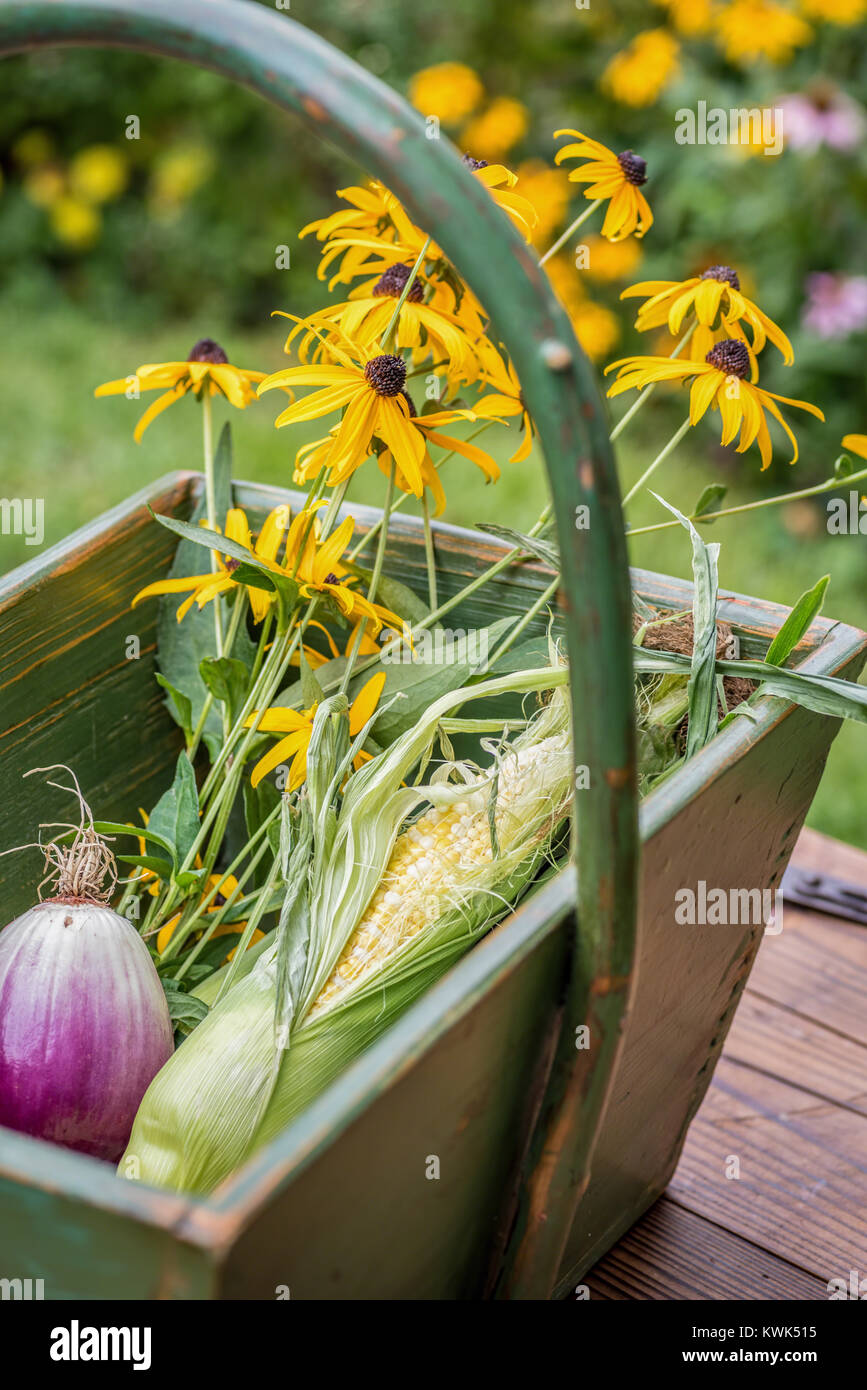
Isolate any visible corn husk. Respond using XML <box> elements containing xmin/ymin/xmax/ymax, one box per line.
<box><xmin>121</xmin><ymin>664</ymin><xmax>573</xmax><ymax>1193</ymax></box>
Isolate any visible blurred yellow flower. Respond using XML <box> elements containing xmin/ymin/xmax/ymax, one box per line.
<box><xmin>409</xmin><ymin>62</ymin><xmax>483</xmax><ymax>124</ymax></box>
<box><xmin>151</xmin><ymin>143</ymin><xmax>215</xmax><ymax>211</ymax></box>
<box><xmin>23</xmin><ymin>165</ymin><xmax>65</xmax><ymax>208</ymax></box>
<box><xmin>555</xmin><ymin>131</ymin><xmax>653</xmax><ymax>241</ymax></box>
<box><xmin>515</xmin><ymin>160</ymin><xmax>571</xmax><ymax>246</ymax></box>
<box><xmin>602</xmin><ymin>29</ymin><xmax>680</xmax><ymax>107</ymax></box>
<box><xmin>654</xmin><ymin>0</ymin><xmax>715</xmax><ymax>34</ymax></box>
<box><xmin>69</xmin><ymin>145</ymin><xmax>128</xmax><ymax>204</ymax></box>
<box><xmin>582</xmin><ymin>234</ymin><xmax>643</xmax><ymax>283</ymax></box>
<box><xmin>50</xmin><ymin>195</ymin><xmax>101</xmax><ymax>249</ymax></box>
<box><xmin>799</xmin><ymin>0</ymin><xmax>866</xmax><ymax>19</ymax></box>
<box><xmin>543</xmin><ymin>257</ymin><xmax>620</xmax><ymax>362</ymax></box>
<box><xmin>12</xmin><ymin>128</ymin><xmax>54</xmax><ymax>166</ymax></box>
<box><xmin>95</xmin><ymin>339</ymin><xmax>268</xmax><ymax>441</ymax></box>
<box><xmin>715</xmin><ymin>0</ymin><xmax>812</xmax><ymax>62</ymax></box>
<box><xmin>460</xmin><ymin>96</ymin><xmax>530</xmax><ymax>162</ymax></box>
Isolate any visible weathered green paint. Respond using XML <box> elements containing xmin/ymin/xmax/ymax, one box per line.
<box><xmin>0</xmin><ymin>473</ymin><xmax>864</xmax><ymax>1298</ymax></box>
<box><xmin>0</xmin><ymin>0</ymin><xmax>638</xmax><ymax>1296</ymax></box>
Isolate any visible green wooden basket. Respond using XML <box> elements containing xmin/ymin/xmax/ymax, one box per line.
<box><xmin>0</xmin><ymin>0</ymin><xmax>864</xmax><ymax>1301</ymax></box>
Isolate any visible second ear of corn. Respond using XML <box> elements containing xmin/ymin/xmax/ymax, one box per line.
<box><xmin>122</xmin><ymin>682</ymin><xmax>574</xmax><ymax>1194</ymax></box>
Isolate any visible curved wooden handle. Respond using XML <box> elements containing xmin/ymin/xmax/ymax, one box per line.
<box><xmin>0</xmin><ymin>0</ymin><xmax>639</xmax><ymax>1296</ymax></box>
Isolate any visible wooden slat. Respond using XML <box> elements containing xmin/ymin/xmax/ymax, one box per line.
<box><xmin>722</xmin><ymin>994</ymin><xmax>867</xmax><ymax>1116</ymax></box>
<box><xmin>584</xmin><ymin>1197</ymin><xmax>828</xmax><ymax>1301</ymax></box>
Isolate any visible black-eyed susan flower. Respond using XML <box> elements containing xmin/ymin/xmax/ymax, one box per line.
<box><xmin>131</xmin><ymin>504</ymin><xmax>290</xmax><ymax>622</ymax></box>
<box><xmin>376</xmin><ymin>392</ymin><xmax>501</xmax><ymax>515</ymax></box>
<box><xmin>842</xmin><ymin>433</ymin><xmax>867</xmax><ymax>458</ymax></box>
<box><xmin>460</xmin><ymin>156</ymin><xmax>538</xmax><ymax>241</ymax></box>
<box><xmin>95</xmin><ymin>338</ymin><xmax>268</xmax><ymax>441</ymax></box>
<box><xmin>605</xmin><ymin>340</ymin><xmax>824</xmax><ymax>470</ymax></box>
<box><xmin>247</xmin><ymin>672</ymin><xmax>387</xmax><ymax>790</ymax></box>
<box><xmin>278</xmin><ymin>506</ymin><xmax>404</xmax><ymax>635</ymax></box>
<box><xmin>473</xmin><ymin>342</ymin><xmax>536</xmax><ymax>462</ymax></box>
<box><xmin>156</xmin><ymin>871</ymin><xmax>262</xmax><ymax>960</ymax></box>
<box><xmin>554</xmin><ymin>131</ymin><xmax>653</xmax><ymax>241</ymax></box>
<box><xmin>622</xmin><ymin>265</ymin><xmax>794</xmax><ymax>370</ymax></box>
<box><xmin>279</xmin><ymin>263</ymin><xmax>483</xmax><ymax>381</ymax></box>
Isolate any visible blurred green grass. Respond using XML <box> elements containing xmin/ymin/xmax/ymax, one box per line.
<box><xmin>2</xmin><ymin>304</ymin><xmax>865</xmax><ymax>848</ymax></box>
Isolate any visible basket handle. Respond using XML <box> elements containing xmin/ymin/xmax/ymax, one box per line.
<box><xmin>0</xmin><ymin>0</ymin><xmax>639</xmax><ymax>1297</ymax></box>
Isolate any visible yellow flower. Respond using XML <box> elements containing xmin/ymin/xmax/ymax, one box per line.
<box><xmin>582</xmin><ymin>233</ymin><xmax>643</xmax><ymax>283</ymax></box>
<box><xmin>602</xmin><ymin>29</ymin><xmax>681</xmax><ymax>108</ymax></box>
<box><xmin>279</xmin><ymin>264</ymin><xmax>482</xmax><ymax>382</ymax></box>
<box><xmin>554</xmin><ymin>131</ymin><xmax>653</xmax><ymax>241</ymax></box>
<box><xmin>156</xmin><ymin>871</ymin><xmax>261</xmax><ymax>958</ymax></box>
<box><xmin>409</xmin><ymin>62</ymin><xmax>484</xmax><ymax>124</ymax></box>
<box><xmin>515</xmin><ymin>160</ymin><xmax>572</xmax><ymax>246</ymax></box>
<box><xmin>260</xmin><ymin>329</ymin><xmax>450</xmax><ymax>496</ymax></box>
<box><xmin>464</xmin><ymin>158</ymin><xmax>538</xmax><ymax>242</ymax></box>
<box><xmin>23</xmin><ymin>165</ymin><xmax>65</xmax><ymax>208</ymax></box>
<box><xmin>150</xmin><ymin>142</ymin><xmax>214</xmax><ymax>211</ymax></box>
<box><xmin>799</xmin><ymin>0</ymin><xmax>866</xmax><ymax>20</ymax></box>
<box><xmin>842</xmin><ymin>434</ymin><xmax>867</xmax><ymax>457</ymax></box>
<box><xmin>301</xmin><ymin>182</ymin><xmax>398</xmax><ymax>287</ymax></box>
<box><xmin>460</xmin><ymin>97</ymin><xmax>530</xmax><ymax>162</ymax></box>
<box><xmin>542</xmin><ymin>259</ymin><xmax>620</xmax><ymax>362</ymax></box>
<box><xmin>715</xmin><ymin>0</ymin><xmax>812</xmax><ymax>63</ymax></box>
<box><xmin>69</xmin><ymin>145</ymin><xmax>128</xmax><ymax>204</ymax></box>
<box><xmin>50</xmin><ymin>195</ymin><xmax>100</xmax><ymax>249</ymax></box>
<box><xmin>606</xmin><ymin>340</ymin><xmax>824</xmax><ymax>469</ymax></box>
<box><xmin>376</xmin><ymin>395</ymin><xmax>501</xmax><ymax>515</ymax></box>
<box><xmin>247</xmin><ymin>672</ymin><xmax>387</xmax><ymax>790</ymax></box>
<box><xmin>131</xmin><ymin>504</ymin><xmax>290</xmax><ymax>623</ymax></box>
<box><xmin>473</xmin><ymin>343</ymin><xmax>535</xmax><ymax>463</ymax></box>
<box><xmin>654</xmin><ymin>0</ymin><xmax>715</xmax><ymax>34</ymax></box>
<box><xmin>622</xmin><ymin>265</ymin><xmax>793</xmax><ymax>371</ymax></box>
<box><xmin>95</xmin><ymin>339</ymin><xmax>268</xmax><ymax>441</ymax></box>
<box><xmin>277</xmin><ymin>505</ymin><xmax>405</xmax><ymax>635</ymax></box>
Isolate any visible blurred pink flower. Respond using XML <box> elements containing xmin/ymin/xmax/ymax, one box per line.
<box><xmin>803</xmin><ymin>273</ymin><xmax>867</xmax><ymax>339</ymax></box>
<box><xmin>780</xmin><ymin>87</ymin><xmax>865</xmax><ymax>151</ymax></box>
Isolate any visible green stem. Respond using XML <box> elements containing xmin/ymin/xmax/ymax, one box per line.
<box><xmin>609</xmin><ymin>322</ymin><xmax>697</xmax><ymax>442</ymax></box>
<box><xmin>380</xmin><ymin>236</ymin><xmax>431</xmax><ymax>349</ymax></box>
<box><xmin>487</xmin><ymin>575</ymin><xmax>560</xmax><ymax>670</ymax></box>
<box><xmin>202</xmin><ymin>391</ymin><xmax>224</xmax><ymax>663</ymax></box>
<box><xmin>341</xmin><ymin>460</ymin><xmax>395</xmax><ymax>694</ymax></box>
<box><xmin>539</xmin><ymin>200</ymin><xmax>602</xmax><ymax>267</ymax></box>
<box><xmin>621</xmin><ymin>417</ymin><xmax>692</xmax><ymax>507</ymax></box>
<box><xmin>421</xmin><ymin>490</ymin><xmax>438</xmax><ymax>612</ymax></box>
<box><xmin>626</xmin><ymin>464</ymin><xmax>867</xmax><ymax>538</ymax></box>
<box><xmin>213</xmin><ymin>852</ymin><xmax>283</xmax><ymax>1006</ymax></box>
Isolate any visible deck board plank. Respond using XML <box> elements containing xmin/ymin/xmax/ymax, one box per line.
<box><xmin>585</xmin><ymin>828</ymin><xmax>867</xmax><ymax>1300</ymax></box>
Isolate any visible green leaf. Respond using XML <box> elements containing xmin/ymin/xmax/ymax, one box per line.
<box><xmin>692</xmin><ymin>484</ymin><xmax>727</xmax><ymax>519</ymax></box>
<box><xmin>765</xmin><ymin>575</ymin><xmax>829</xmax><ymax>668</ymax></box>
<box><xmin>299</xmin><ymin>649</ymin><xmax>325</xmax><ymax>709</ymax></box>
<box><xmin>154</xmin><ymin>674</ymin><xmax>193</xmax><ymax>743</ymax></box>
<box><xmin>147</xmin><ymin>752</ymin><xmax>200</xmax><ymax>872</ymax></box>
<box><xmin>161</xmin><ymin>982</ymin><xmax>209</xmax><ymax>1039</ymax></box>
<box><xmin>476</xmin><ymin>523</ymin><xmax>559</xmax><ymax>569</ymax></box>
<box><xmin>115</xmin><ymin>853</ymin><xmax>174</xmax><ymax>877</ymax></box>
<box><xmin>363</xmin><ymin>617</ymin><xmax>517</xmax><ymax>745</ymax></box>
<box><xmin>93</xmin><ymin>820</ymin><xmax>176</xmax><ymax>860</ymax></box>
<box><xmin>199</xmin><ymin>655</ymin><xmax>250</xmax><ymax>728</ymax></box>
<box><xmin>486</xmin><ymin>635</ymin><xmax>550</xmax><ymax>675</ymax></box>
<box><xmin>652</xmin><ymin>494</ymin><xmax>720</xmax><ymax>759</ymax></box>
<box><xmin>834</xmin><ymin>454</ymin><xmax>854</xmax><ymax>480</ymax></box>
<box><xmin>230</xmin><ymin>560</ymin><xmax>301</xmax><ymax>606</ymax></box>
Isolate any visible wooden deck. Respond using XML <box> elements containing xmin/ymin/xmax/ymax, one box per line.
<box><xmin>586</xmin><ymin>828</ymin><xmax>867</xmax><ymax>1301</ymax></box>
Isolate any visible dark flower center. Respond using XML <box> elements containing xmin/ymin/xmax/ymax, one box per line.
<box><xmin>372</xmin><ymin>263</ymin><xmax>424</xmax><ymax>303</ymax></box>
<box><xmin>705</xmin><ymin>339</ymin><xmax>750</xmax><ymax>378</ymax></box>
<box><xmin>701</xmin><ymin>264</ymin><xmax>741</xmax><ymax>291</ymax></box>
<box><xmin>462</xmin><ymin>154</ymin><xmax>489</xmax><ymax>171</ymax></box>
<box><xmin>616</xmin><ymin>150</ymin><xmax>647</xmax><ymax>186</ymax></box>
<box><xmin>401</xmin><ymin>390</ymin><xmax>418</xmax><ymax>418</ymax></box>
<box><xmin>323</xmin><ymin>571</ymin><xmax>339</xmax><ymax>585</ymax></box>
<box><xmin>364</xmin><ymin>353</ymin><xmax>407</xmax><ymax>397</ymax></box>
<box><xmin>225</xmin><ymin>558</ymin><xmax>241</xmax><ymax>572</ymax></box>
<box><xmin>188</xmin><ymin>337</ymin><xmax>229</xmax><ymax>364</ymax></box>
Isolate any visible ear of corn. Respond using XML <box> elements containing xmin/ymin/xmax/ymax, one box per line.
<box><xmin>121</xmin><ymin>666</ymin><xmax>573</xmax><ymax>1194</ymax></box>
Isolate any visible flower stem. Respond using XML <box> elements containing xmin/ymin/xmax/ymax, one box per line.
<box><xmin>421</xmin><ymin>491</ymin><xmax>438</xmax><ymax>612</ymax></box>
<box><xmin>202</xmin><ymin>391</ymin><xmax>224</xmax><ymax>664</ymax></box>
<box><xmin>341</xmin><ymin>460</ymin><xmax>395</xmax><ymax>694</ymax></box>
<box><xmin>621</xmin><ymin>417</ymin><xmax>692</xmax><ymax>507</ymax></box>
<box><xmin>609</xmin><ymin>322</ymin><xmax>697</xmax><ymax>441</ymax></box>
<box><xmin>626</xmin><ymin>463</ymin><xmax>867</xmax><ymax>538</ymax></box>
<box><xmin>539</xmin><ymin>200</ymin><xmax>602</xmax><ymax>266</ymax></box>
<box><xmin>380</xmin><ymin>237</ymin><xmax>432</xmax><ymax>350</ymax></box>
